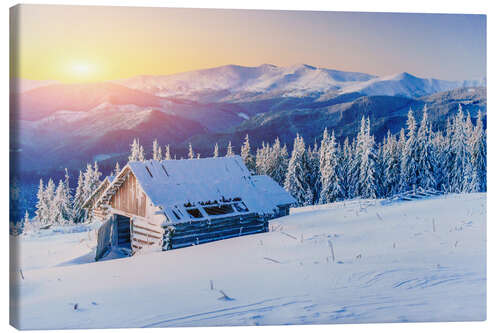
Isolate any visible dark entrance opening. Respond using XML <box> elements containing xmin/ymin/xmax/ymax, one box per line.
<box><xmin>115</xmin><ymin>214</ymin><xmax>131</xmax><ymax>250</ymax></box>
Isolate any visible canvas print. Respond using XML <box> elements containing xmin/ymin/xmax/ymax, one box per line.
<box><xmin>9</xmin><ymin>5</ymin><xmax>486</xmax><ymax>330</ymax></box>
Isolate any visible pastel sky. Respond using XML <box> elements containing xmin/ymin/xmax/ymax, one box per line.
<box><xmin>11</xmin><ymin>5</ymin><xmax>486</xmax><ymax>82</ymax></box>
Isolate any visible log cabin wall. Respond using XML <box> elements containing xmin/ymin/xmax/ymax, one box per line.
<box><xmin>109</xmin><ymin>172</ymin><xmax>147</xmax><ymax>218</ymax></box>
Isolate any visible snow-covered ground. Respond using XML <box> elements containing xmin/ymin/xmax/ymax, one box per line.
<box><xmin>10</xmin><ymin>193</ymin><xmax>486</xmax><ymax>329</ymax></box>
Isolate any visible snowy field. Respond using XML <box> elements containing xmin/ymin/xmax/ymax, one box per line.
<box><xmin>10</xmin><ymin>193</ymin><xmax>486</xmax><ymax>329</ymax></box>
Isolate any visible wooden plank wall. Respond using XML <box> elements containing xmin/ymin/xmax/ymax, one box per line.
<box><xmin>95</xmin><ymin>215</ymin><xmax>115</xmax><ymax>261</ymax></box>
<box><xmin>131</xmin><ymin>218</ymin><xmax>164</xmax><ymax>253</ymax></box>
<box><xmin>109</xmin><ymin>173</ymin><xmax>147</xmax><ymax>218</ymax></box>
<box><xmin>166</xmin><ymin>213</ymin><xmax>268</xmax><ymax>250</ymax></box>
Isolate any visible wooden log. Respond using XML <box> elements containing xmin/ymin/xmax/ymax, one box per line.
<box><xmin>131</xmin><ymin>237</ymin><xmax>156</xmax><ymax>246</ymax></box>
<box><xmin>171</xmin><ymin>222</ymin><xmax>266</xmax><ymax>242</ymax></box>
<box><xmin>170</xmin><ymin>223</ymin><xmax>267</xmax><ymax>249</ymax></box>
<box><xmin>132</xmin><ymin>229</ymin><xmax>162</xmax><ymax>240</ymax></box>
<box><xmin>132</xmin><ymin>223</ymin><xmax>163</xmax><ymax>235</ymax></box>
<box><xmin>171</xmin><ymin>226</ymin><xmax>268</xmax><ymax>249</ymax></box>
<box><xmin>168</xmin><ymin>214</ymin><xmax>262</xmax><ymax>234</ymax></box>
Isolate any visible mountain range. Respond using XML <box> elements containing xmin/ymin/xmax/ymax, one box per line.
<box><xmin>10</xmin><ymin>64</ymin><xmax>486</xmax><ymax>175</ymax></box>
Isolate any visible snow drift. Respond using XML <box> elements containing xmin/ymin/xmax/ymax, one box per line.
<box><xmin>10</xmin><ymin>193</ymin><xmax>486</xmax><ymax>329</ymax></box>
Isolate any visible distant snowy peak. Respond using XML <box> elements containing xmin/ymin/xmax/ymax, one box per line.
<box><xmin>115</xmin><ymin>64</ymin><xmax>377</xmax><ymax>98</ymax></box>
<box><xmin>340</xmin><ymin>72</ymin><xmax>485</xmax><ymax>98</ymax></box>
<box><xmin>115</xmin><ymin>65</ymin><xmax>485</xmax><ymax>101</ymax></box>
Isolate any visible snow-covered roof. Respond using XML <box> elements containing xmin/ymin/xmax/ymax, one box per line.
<box><xmin>125</xmin><ymin>156</ymin><xmax>295</xmax><ymax>223</ymax></box>
<box><xmin>251</xmin><ymin>175</ymin><xmax>297</xmax><ymax>208</ymax></box>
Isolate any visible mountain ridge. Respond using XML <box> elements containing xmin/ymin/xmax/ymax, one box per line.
<box><xmin>10</xmin><ymin>64</ymin><xmax>486</xmax><ymax>175</ymax></box>
<box><xmin>16</xmin><ymin>64</ymin><xmax>485</xmax><ymax>101</ymax></box>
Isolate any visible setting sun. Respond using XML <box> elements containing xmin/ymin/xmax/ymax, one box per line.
<box><xmin>66</xmin><ymin>61</ymin><xmax>97</xmax><ymax>81</ymax></box>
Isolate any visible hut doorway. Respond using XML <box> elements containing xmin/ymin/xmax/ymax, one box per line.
<box><xmin>115</xmin><ymin>214</ymin><xmax>131</xmax><ymax>250</ymax></box>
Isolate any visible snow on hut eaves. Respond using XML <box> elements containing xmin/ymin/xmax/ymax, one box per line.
<box><xmin>82</xmin><ymin>175</ymin><xmax>115</xmax><ymax>209</ymax></box>
<box><xmin>126</xmin><ymin>156</ymin><xmax>295</xmax><ymax>224</ymax></box>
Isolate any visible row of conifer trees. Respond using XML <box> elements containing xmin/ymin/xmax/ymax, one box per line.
<box><xmin>126</xmin><ymin>105</ymin><xmax>487</xmax><ymax>206</ymax></box>
<box><xmin>27</xmin><ymin>105</ymin><xmax>486</xmax><ymax>232</ymax></box>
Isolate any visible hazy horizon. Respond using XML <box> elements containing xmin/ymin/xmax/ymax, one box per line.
<box><xmin>11</xmin><ymin>5</ymin><xmax>486</xmax><ymax>83</ymax></box>
<box><xmin>12</xmin><ymin>62</ymin><xmax>487</xmax><ymax>86</ymax></box>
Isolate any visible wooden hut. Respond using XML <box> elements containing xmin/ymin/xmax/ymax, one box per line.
<box><xmin>91</xmin><ymin>156</ymin><xmax>296</xmax><ymax>260</ymax></box>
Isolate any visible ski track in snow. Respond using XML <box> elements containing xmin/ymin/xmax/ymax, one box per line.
<box><xmin>10</xmin><ymin>193</ymin><xmax>486</xmax><ymax>329</ymax></box>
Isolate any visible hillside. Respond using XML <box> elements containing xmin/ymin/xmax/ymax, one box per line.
<box><xmin>188</xmin><ymin>87</ymin><xmax>486</xmax><ymax>152</ymax></box>
<box><xmin>14</xmin><ymin>82</ymin><xmax>163</xmax><ymax>121</ymax></box>
<box><xmin>11</xmin><ymin>193</ymin><xmax>486</xmax><ymax>329</ymax></box>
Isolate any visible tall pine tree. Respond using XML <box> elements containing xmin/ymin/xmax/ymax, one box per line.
<box><xmin>319</xmin><ymin>129</ymin><xmax>342</xmax><ymax>204</ymax></box>
<box><xmin>400</xmin><ymin>109</ymin><xmax>419</xmax><ymax>192</ymax></box>
<box><xmin>284</xmin><ymin>134</ymin><xmax>313</xmax><ymax>206</ymax></box>
<box><xmin>240</xmin><ymin>134</ymin><xmax>255</xmax><ymax>172</ymax></box>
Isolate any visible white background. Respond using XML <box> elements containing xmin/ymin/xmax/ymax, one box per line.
<box><xmin>1</xmin><ymin>1</ymin><xmax>498</xmax><ymax>332</ymax></box>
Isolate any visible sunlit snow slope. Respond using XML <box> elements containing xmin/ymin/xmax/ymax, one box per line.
<box><xmin>10</xmin><ymin>193</ymin><xmax>486</xmax><ymax>329</ymax></box>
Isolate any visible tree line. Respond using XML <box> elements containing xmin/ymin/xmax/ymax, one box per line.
<box><xmin>282</xmin><ymin>105</ymin><xmax>486</xmax><ymax>205</ymax></box>
<box><xmin>19</xmin><ymin>104</ymin><xmax>486</xmax><ymax>234</ymax></box>
<box><xmin>124</xmin><ymin>104</ymin><xmax>487</xmax><ymax>206</ymax></box>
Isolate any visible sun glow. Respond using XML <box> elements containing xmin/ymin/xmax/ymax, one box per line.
<box><xmin>66</xmin><ymin>61</ymin><xmax>98</xmax><ymax>82</ymax></box>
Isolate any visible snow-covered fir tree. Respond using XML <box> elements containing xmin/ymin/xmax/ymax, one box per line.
<box><xmin>462</xmin><ymin>112</ymin><xmax>477</xmax><ymax>193</ymax></box>
<box><xmin>415</xmin><ymin>106</ymin><xmax>436</xmax><ymax>190</ymax></box>
<box><xmin>92</xmin><ymin>162</ymin><xmax>102</xmax><ymax>190</ymax></box>
<box><xmin>72</xmin><ymin>171</ymin><xmax>85</xmax><ymax>222</ymax></box>
<box><xmin>278</xmin><ymin>144</ymin><xmax>289</xmax><ymax>184</ymax></box>
<box><xmin>440</xmin><ymin>118</ymin><xmax>455</xmax><ymax>192</ymax></box>
<box><xmin>43</xmin><ymin>178</ymin><xmax>56</xmax><ymax>225</ymax></box>
<box><xmin>373</xmin><ymin>142</ymin><xmax>386</xmax><ymax>198</ymax></box>
<box><xmin>226</xmin><ymin>141</ymin><xmax>234</xmax><ymax>157</ymax></box>
<box><xmin>35</xmin><ymin>179</ymin><xmax>49</xmax><ymax>226</ymax></box>
<box><xmin>338</xmin><ymin>137</ymin><xmax>352</xmax><ymax>199</ymax></box>
<box><xmin>269</xmin><ymin>138</ymin><xmax>289</xmax><ymax>186</ymax></box>
<box><xmin>400</xmin><ymin>109</ymin><xmax>419</xmax><ymax>192</ymax></box>
<box><xmin>470</xmin><ymin>111</ymin><xmax>487</xmax><ymax>192</ymax></box>
<box><xmin>213</xmin><ymin>143</ymin><xmax>219</xmax><ymax>157</ymax></box>
<box><xmin>284</xmin><ymin>134</ymin><xmax>313</xmax><ymax>206</ymax></box>
<box><xmin>318</xmin><ymin>129</ymin><xmax>342</xmax><ymax>204</ymax></box>
<box><xmin>240</xmin><ymin>134</ymin><xmax>255</xmax><ymax>172</ymax></box>
<box><xmin>82</xmin><ymin>164</ymin><xmax>95</xmax><ymax>201</ymax></box>
<box><xmin>307</xmin><ymin>142</ymin><xmax>321</xmax><ymax>203</ymax></box>
<box><xmin>152</xmin><ymin>139</ymin><xmax>162</xmax><ymax>161</ymax></box>
<box><xmin>164</xmin><ymin>145</ymin><xmax>171</xmax><ymax>160</ymax></box>
<box><xmin>382</xmin><ymin>131</ymin><xmax>401</xmax><ymax>196</ymax></box>
<box><xmin>254</xmin><ymin>138</ymin><xmax>288</xmax><ymax>185</ymax></box>
<box><xmin>449</xmin><ymin>105</ymin><xmax>470</xmax><ymax>193</ymax></box>
<box><xmin>431</xmin><ymin>130</ymin><xmax>448</xmax><ymax>191</ymax></box>
<box><xmin>188</xmin><ymin>143</ymin><xmax>195</xmax><ymax>159</ymax></box>
<box><xmin>354</xmin><ymin>117</ymin><xmax>377</xmax><ymax>198</ymax></box>
<box><xmin>22</xmin><ymin>210</ymin><xmax>32</xmax><ymax>235</ymax></box>
<box><xmin>256</xmin><ymin>142</ymin><xmax>271</xmax><ymax>176</ymax></box>
<box><xmin>61</xmin><ymin>169</ymin><xmax>73</xmax><ymax>221</ymax></box>
<box><xmin>114</xmin><ymin>162</ymin><xmax>121</xmax><ymax>177</ymax></box>
<box><xmin>138</xmin><ymin>145</ymin><xmax>145</xmax><ymax>161</ymax></box>
<box><xmin>52</xmin><ymin>180</ymin><xmax>68</xmax><ymax>225</ymax></box>
<box><xmin>81</xmin><ymin>163</ymin><xmax>102</xmax><ymax>205</ymax></box>
<box><xmin>348</xmin><ymin>136</ymin><xmax>361</xmax><ymax>199</ymax></box>
<box><xmin>129</xmin><ymin>138</ymin><xmax>142</xmax><ymax>161</ymax></box>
